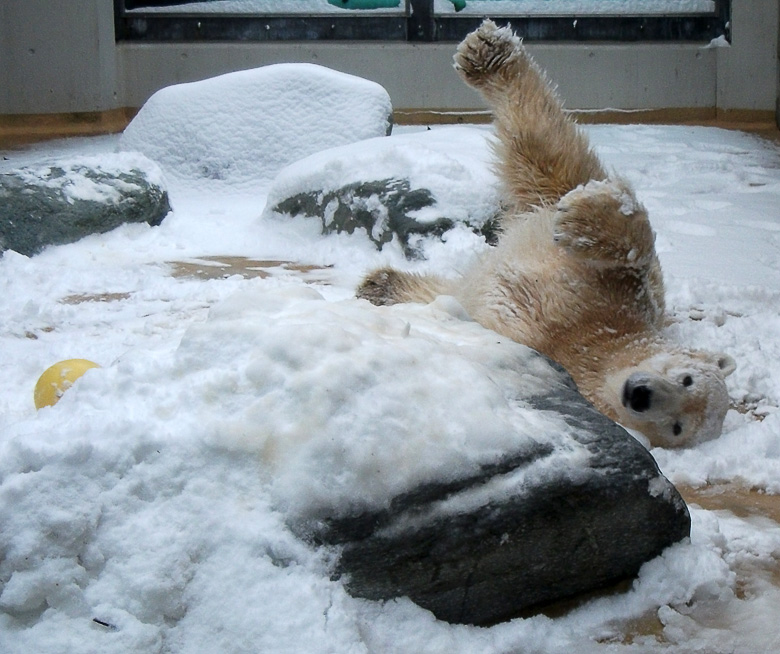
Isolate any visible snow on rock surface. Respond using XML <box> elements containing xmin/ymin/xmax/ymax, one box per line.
<box><xmin>262</xmin><ymin>127</ymin><xmax>501</xmax><ymax>254</ymax></box>
<box><xmin>182</xmin><ymin>288</ymin><xmax>571</xmax><ymax>521</ymax></box>
<box><xmin>0</xmin><ymin>283</ymin><xmax>689</xmax><ymax>632</ymax></box>
<box><xmin>120</xmin><ymin>63</ymin><xmax>393</xmax><ymax>192</ymax></box>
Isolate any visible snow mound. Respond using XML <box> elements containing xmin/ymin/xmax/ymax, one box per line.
<box><xmin>120</xmin><ymin>63</ymin><xmax>393</xmax><ymax>192</ymax></box>
<box><xmin>175</xmin><ymin>285</ymin><xmax>576</xmax><ymax>521</ymax></box>
<box><xmin>0</xmin><ymin>283</ymin><xmax>582</xmax><ymax>649</ymax></box>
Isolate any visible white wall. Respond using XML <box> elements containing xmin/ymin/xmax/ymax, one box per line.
<box><xmin>1</xmin><ymin>0</ymin><xmax>778</xmax><ymax>121</ymax></box>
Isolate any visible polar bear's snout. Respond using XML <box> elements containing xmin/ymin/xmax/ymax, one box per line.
<box><xmin>622</xmin><ymin>377</ymin><xmax>653</xmax><ymax>413</ymax></box>
<box><xmin>620</xmin><ymin>372</ymin><xmax>679</xmax><ymax>419</ymax></box>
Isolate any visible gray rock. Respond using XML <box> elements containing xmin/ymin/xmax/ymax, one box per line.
<box><xmin>271</xmin><ymin>177</ymin><xmax>499</xmax><ymax>258</ymax></box>
<box><xmin>304</xmin><ymin>369</ymin><xmax>691</xmax><ymax>626</ymax></box>
<box><xmin>0</xmin><ymin>153</ymin><xmax>170</xmax><ymax>256</ymax></box>
<box><xmin>262</xmin><ymin>126</ymin><xmax>502</xmax><ymax>258</ymax></box>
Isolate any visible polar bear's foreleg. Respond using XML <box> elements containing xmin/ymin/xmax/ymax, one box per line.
<box><xmin>356</xmin><ymin>268</ymin><xmax>450</xmax><ymax>306</ymax></box>
<box><xmin>553</xmin><ymin>178</ymin><xmax>657</xmax><ymax>269</ymax></box>
<box><xmin>454</xmin><ymin>20</ymin><xmax>606</xmax><ymax>212</ymax></box>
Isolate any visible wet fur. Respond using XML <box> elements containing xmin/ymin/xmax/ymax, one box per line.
<box><xmin>357</xmin><ymin>20</ymin><xmax>735</xmax><ymax>448</ymax></box>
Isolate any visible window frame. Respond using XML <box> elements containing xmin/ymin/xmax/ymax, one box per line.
<box><xmin>114</xmin><ymin>0</ymin><xmax>731</xmax><ymax>43</ymax></box>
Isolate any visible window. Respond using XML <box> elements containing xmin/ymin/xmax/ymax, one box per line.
<box><xmin>114</xmin><ymin>0</ymin><xmax>731</xmax><ymax>42</ymax></box>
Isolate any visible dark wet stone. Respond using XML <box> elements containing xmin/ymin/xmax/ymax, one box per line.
<box><xmin>0</xmin><ymin>156</ymin><xmax>170</xmax><ymax>256</ymax></box>
<box><xmin>271</xmin><ymin>177</ymin><xmax>499</xmax><ymax>258</ymax></box>
<box><xmin>305</xmin><ymin>369</ymin><xmax>690</xmax><ymax>625</ymax></box>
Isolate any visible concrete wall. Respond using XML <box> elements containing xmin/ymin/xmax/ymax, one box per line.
<box><xmin>717</xmin><ymin>0</ymin><xmax>780</xmax><ymax>112</ymax></box>
<box><xmin>0</xmin><ymin>0</ymin><xmax>118</xmax><ymax>114</ymax></box>
<box><xmin>117</xmin><ymin>41</ymin><xmax>719</xmax><ymax>115</ymax></box>
<box><xmin>1</xmin><ymin>0</ymin><xmax>778</xmax><ymax>123</ymax></box>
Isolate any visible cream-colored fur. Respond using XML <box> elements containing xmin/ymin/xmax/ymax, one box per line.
<box><xmin>357</xmin><ymin>20</ymin><xmax>735</xmax><ymax>448</ymax></box>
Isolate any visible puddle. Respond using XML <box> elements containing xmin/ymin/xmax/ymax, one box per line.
<box><xmin>679</xmin><ymin>483</ymin><xmax>780</xmax><ymax>523</ymax></box>
<box><xmin>61</xmin><ymin>292</ymin><xmax>132</xmax><ymax>304</ymax></box>
<box><xmin>54</xmin><ymin>258</ymin><xmax>333</xmax><ymax>309</ymax></box>
<box><xmin>540</xmin><ymin>483</ymin><xmax>780</xmax><ymax>647</ymax></box>
<box><xmin>167</xmin><ymin>256</ymin><xmax>332</xmax><ymax>282</ymax></box>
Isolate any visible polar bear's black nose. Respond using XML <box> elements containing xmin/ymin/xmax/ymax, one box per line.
<box><xmin>623</xmin><ymin>382</ymin><xmax>653</xmax><ymax>413</ymax></box>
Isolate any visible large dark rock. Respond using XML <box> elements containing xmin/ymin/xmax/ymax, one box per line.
<box><xmin>304</xmin><ymin>370</ymin><xmax>690</xmax><ymax>626</ymax></box>
<box><xmin>271</xmin><ymin>177</ymin><xmax>499</xmax><ymax>258</ymax></box>
<box><xmin>0</xmin><ymin>154</ymin><xmax>170</xmax><ymax>256</ymax></box>
<box><xmin>179</xmin><ymin>288</ymin><xmax>688</xmax><ymax>626</ymax></box>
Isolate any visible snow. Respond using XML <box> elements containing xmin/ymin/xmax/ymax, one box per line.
<box><xmin>563</xmin><ymin>178</ymin><xmax>642</xmax><ymax>218</ymax></box>
<box><xmin>120</xmin><ymin>64</ymin><xmax>392</xmax><ymax>192</ymax></box>
<box><xmin>434</xmin><ymin>0</ymin><xmax>716</xmax><ymax>14</ymax></box>
<box><xmin>128</xmin><ymin>0</ymin><xmax>716</xmax><ymax>16</ymax></box>
<box><xmin>128</xmin><ymin>0</ymin><xmax>405</xmax><ymax>14</ymax></box>
<box><xmin>12</xmin><ymin>152</ymin><xmax>165</xmax><ymax>205</ymax></box>
<box><xmin>2</xmin><ymin>85</ymin><xmax>780</xmax><ymax>651</ymax></box>
<box><xmin>174</xmin><ymin>286</ymin><xmax>580</xmax><ymax>524</ymax></box>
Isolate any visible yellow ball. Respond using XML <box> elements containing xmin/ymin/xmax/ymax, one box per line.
<box><xmin>34</xmin><ymin>359</ymin><xmax>100</xmax><ymax>409</ymax></box>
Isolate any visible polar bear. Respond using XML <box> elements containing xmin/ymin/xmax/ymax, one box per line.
<box><xmin>357</xmin><ymin>20</ymin><xmax>736</xmax><ymax>449</ymax></box>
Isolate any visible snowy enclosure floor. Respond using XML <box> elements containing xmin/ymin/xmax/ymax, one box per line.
<box><xmin>1</xmin><ymin>123</ymin><xmax>780</xmax><ymax>653</ymax></box>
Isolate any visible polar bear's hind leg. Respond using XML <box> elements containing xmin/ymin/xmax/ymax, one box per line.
<box><xmin>356</xmin><ymin>268</ymin><xmax>449</xmax><ymax>306</ymax></box>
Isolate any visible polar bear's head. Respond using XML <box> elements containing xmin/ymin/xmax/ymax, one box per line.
<box><xmin>605</xmin><ymin>351</ymin><xmax>736</xmax><ymax>448</ymax></box>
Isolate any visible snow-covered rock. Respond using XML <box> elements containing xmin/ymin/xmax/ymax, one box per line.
<box><xmin>120</xmin><ymin>64</ymin><xmax>393</xmax><ymax>192</ymax></box>
<box><xmin>0</xmin><ymin>153</ymin><xmax>169</xmax><ymax>257</ymax></box>
<box><xmin>0</xmin><ymin>283</ymin><xmax>690</xmax><ymax>634</ymax></box>
<box><xmin>172</xmin><ymin>286</ymin><xmax>691</xmax><ymax>624</ymax></box>
<box><xmin>263</xmin><ymin>127</ymin><xmax>501</xmax><ymax>255</ymax></box>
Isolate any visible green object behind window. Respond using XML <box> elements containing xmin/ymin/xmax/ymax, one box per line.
<box><xmin>326</xmin><ymin>0</ymin><xmax>401</xmax><ymax>9</ymax></box>
<box><xmin>450</xmin><ymin>0</ymin><xmax>467</xmax><ymax>10</ymax></box>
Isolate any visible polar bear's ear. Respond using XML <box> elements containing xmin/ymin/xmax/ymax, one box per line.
<box><xmin>715</xmin><ymin>353</ymin><xmax>737</xmax><ymax>377</ymax></box>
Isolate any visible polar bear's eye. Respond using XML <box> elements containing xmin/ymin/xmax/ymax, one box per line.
<box><xmin>682</xmin><ymin>375</ymin><xmax>693</xmax><ymax>387</ymax></box>
<box><xmin>672</xmin><ymin>422</ymin><xmax>683</xmax><ymax>436</ymax></box>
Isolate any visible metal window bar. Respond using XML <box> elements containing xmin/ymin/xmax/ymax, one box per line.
<box><xmin>114</xmin><ymin>0</ymin><xmax>731</xmax><ymax>42</ymax></box>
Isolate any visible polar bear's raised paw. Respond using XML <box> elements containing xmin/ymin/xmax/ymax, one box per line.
<box><xmin>454</xmin><ymin>19</ymin><xmax>529</xmax><ymax>88</ymax></box>
<box><xmin>552</xmin><ymin>179</ymin><xmax>655</xmax><ymax>265</ymax></box>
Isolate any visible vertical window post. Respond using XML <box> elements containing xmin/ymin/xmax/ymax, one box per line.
<box><xmin>408</xmin><ymin>0</ymin><xmax>435</xmax><ymax>41</ymax></box>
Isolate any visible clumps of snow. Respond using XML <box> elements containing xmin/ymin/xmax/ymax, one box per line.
<box><xmin>11</xmin><ymin>152</ymin><xmax>165</xmax><ymax>205</ymax></box>
<box><xmin>174</xmin><ymin>285</ymin><xmax>575</xmax><ymax>521</ymax></box>
<box><xmin>705</xmin><ymin>35</ymin><xmax>731</xmax><ymax>48</ymax></box>
<box><xmin>652</xmin><ymin>414</ymin><xmax>780</xmax><ymax>493</ymax></box>
<box><xmin>561</xmin><ymin>178</ymin><xmax>642</xmax><ymax>217</ymax></box>
<box><xmin>120</xmin><ymin>63</ymin><xmax>393</xmax><ymax>192</ymax></box>
<box><xmin>618</xmin><ymin>190</ymin><xmax>640</xmax><ymax>216</ymax></box>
